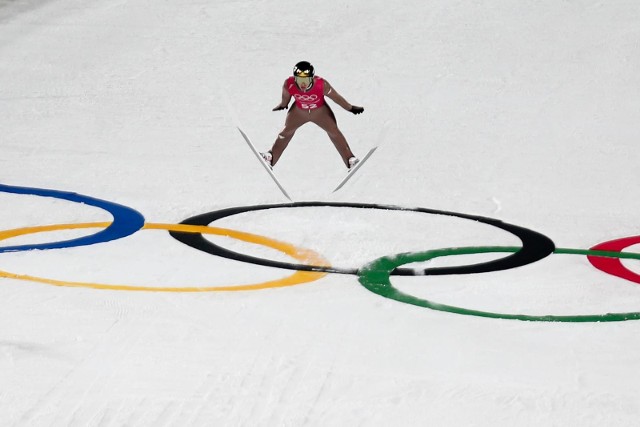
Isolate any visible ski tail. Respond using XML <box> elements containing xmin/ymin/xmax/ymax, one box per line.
<box><xmin>332</xmin><ymin>121</ymin><xmax>391</xmax><ymax>193</ymax></box>
<box><xmin>219</xmin><ymin>85</ymin><xmax>292</xmax><ymax>201</ymax></box>
<box><xmin>236</xmin><ymin>126</ymin><xmax>293</xmax><ymax>201</ymax></box>
<box><xmin>333</xmin><ymin>146</ymin><xmax>378</xmax><ymax>192</ymax></box>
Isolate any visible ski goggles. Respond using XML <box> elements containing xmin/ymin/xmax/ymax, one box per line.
<box><xmin>294</xmin><ymin>76</ymin><xmax>313</xmax><ymax>87</ymax></box>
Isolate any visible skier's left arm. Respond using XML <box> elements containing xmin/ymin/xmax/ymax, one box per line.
<box><xmin>324</xmin><ymin>80</ymin><xmax>364</xmax><ymax>115</ymax></box>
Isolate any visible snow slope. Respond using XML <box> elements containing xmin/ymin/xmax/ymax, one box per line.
<box><xmin>1</xmin><ymin>0</ymin><xmax>640</xmax><ymax>425</ymax></box>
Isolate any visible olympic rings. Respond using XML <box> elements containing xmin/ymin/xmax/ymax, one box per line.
<box><xmin>588</xmin><ymin>236</ymin><xmax>640</xmax><ymax>284</ymax></box>
<box><xmin>358</xmin><ymin>246</ymin><xmax>640</xmax><ymax>322</ymax></box>
<box><xmin>170</xmin><ymin>202</ymin><xmax>555</xmax><ymax>276</ymax></box>
<box><xmin>2</xmin><ymin>183</ymin><xmax>638</xmax><ymax>323</ymax></box>
<box><xmin>0</xmin><ymin>184</ymin><xmax>144</xmax><ymax>252</ymax></box>
<box><xmin>0</xmin><ymin>222</ymin><xmax>328</xmax><ymax>292</ymax></box>
<box><xmin>294</xmin><ymin>94</ymin><xmax>318</xmax><ymax>101</ymax></box>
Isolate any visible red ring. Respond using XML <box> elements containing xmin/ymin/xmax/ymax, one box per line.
<box><xmin>589</xmin><ymin>236</ymin><xmax>640</xmax><ymax>284</ymax></box>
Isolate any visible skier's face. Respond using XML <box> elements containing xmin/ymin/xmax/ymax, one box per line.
<box><xmin>295</xmin><ymin>76</ymin><xmax>312</xmax><ymax>91</ymax></box>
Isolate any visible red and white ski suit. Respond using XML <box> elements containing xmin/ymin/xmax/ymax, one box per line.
<box><xmin>269</xmin><ymin>76</ymin><xmax>357</xmax><ymax>167</ymax></box>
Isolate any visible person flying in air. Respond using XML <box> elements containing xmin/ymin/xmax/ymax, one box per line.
<box><xmin>261</xmin><ymin>61</ymin><xmax>364</xmax><ymax>170</ymax></box>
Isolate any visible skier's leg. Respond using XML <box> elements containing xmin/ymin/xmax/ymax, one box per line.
<box><xmin>313</xmin><ymin>105</ymin><xmax>355</xmax><ymax>167</ymax></box>
<box><xmin>270</xmin><ymin>106</ymin><xmax>308</xmax><ymax>166</ymax></box>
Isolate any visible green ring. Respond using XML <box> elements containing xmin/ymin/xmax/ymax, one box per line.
<box><xmin>357</xmin><ymin>246</ymin><xmax>640</xmax><ymax>322</ymax></box>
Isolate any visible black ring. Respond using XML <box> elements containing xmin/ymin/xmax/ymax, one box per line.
<box><xmin>170</xmin><ymin>202</ymin><xmax>555</xmax><ymax>276</ymax></box>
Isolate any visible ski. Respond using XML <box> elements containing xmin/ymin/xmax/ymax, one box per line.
<box><xmin>332</xmin><ymin>122</ymin><xmax>390</xmax><ymax>193</ymax></box>
<box><xmin>333</xmin><ymin>146</ymin><xmax>379</xmax><ymax>192</ymax></box>
<box><xmin>236</xmin><ymin>126</ymin><xmax>292</xmax><ymax>201</ymax></box>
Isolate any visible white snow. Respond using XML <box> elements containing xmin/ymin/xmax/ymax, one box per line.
<box><xmin>1</xmin><ymin>0</ymin><xmax>640</xmax><ymax>425</ymax></box>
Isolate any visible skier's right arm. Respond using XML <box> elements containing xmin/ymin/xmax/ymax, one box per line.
<box><xmin>272</xmin><ymin>81</ymin><xmax>291</xmax><ymax>111</ymax></box>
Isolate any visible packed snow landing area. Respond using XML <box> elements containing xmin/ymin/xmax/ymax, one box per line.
<box><xmin>1</xmin><ymin>0</ymin><xmax>640</xmax><ymax>425</ymax></box>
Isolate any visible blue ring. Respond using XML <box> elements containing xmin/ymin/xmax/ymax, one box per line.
<box><xmin>0</xmin><ymin>184</ymin><xmax>144</xmax><ymax>252</ymax></box>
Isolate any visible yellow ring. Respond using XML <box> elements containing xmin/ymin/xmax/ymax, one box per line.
<box><xmin>0</xmin><ymin>222</ymin><xmax>329</xmax><ymax>292</ymax></box>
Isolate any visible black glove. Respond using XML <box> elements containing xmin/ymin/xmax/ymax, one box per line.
<box><xmin>350</xmin><ymin>106</ymin><xmax>364</xmax><ymax>115</ymax></box>
<box><xmin>272</xmin><ymin>105</ymin><xmax>287</xmax><ymax>111</ymax></box>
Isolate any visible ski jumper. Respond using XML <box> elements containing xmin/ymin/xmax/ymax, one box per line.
<box><xmin>269</xmin><ymin>76</ymin><xmax>356</xmax><ymax>167</ymax></box>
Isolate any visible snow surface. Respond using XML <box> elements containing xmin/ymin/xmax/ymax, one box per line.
<box><xmin>1</xmin><ymin>0</ymin><xmax>640</xmax><ymax>425</ymax></box>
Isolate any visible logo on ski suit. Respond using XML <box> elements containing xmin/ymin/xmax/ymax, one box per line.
<box><xmin>293</xmin><ymin>94</ymin><xmax>319</xmax><ymax>109</ymax></box>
